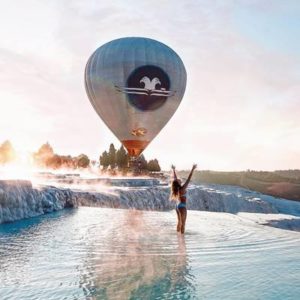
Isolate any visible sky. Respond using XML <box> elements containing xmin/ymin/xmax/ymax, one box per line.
<box><xmin>0</xmin><ymin>0</ymin><xmax>299</xmax><ymax>171</ymax></box>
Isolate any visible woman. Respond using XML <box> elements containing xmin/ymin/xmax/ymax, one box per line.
<box><xmin>171</xmin><ymin>164</ymin><xmax>197</xmax><ymax>234</ymax></box>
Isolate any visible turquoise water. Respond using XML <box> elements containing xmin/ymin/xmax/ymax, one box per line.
<box><xmin>0</xmin><ymin>207</ymin><xmax>299</xmax><ymax>299</ymax></box>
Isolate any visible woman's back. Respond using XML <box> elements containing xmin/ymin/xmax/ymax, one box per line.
<box><xmin>179</xmin><ymin>188</ymin><xmax>187</xmax><ymax>202</ymax></box>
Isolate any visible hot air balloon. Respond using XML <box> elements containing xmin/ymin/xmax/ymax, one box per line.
<box><xmin>85</xmin><ymin>37</ymin><xmax>186</xmax><ymax>158</ymax></box>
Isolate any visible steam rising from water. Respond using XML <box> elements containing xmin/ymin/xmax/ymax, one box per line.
<box><xmin>0</xmin><ymin>161</ymin><xmax>158</xmax><ymax>194</ymax></box>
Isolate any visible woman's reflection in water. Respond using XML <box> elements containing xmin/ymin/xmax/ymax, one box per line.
<box><xmin>81</xmin><ymin>210</ymin><xmax>195</xmax><ymax>299</ymax></box>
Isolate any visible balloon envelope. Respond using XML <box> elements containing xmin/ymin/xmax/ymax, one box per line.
<box><xmin>85</xmin><ymin>37</ymin><xmax>186</xmax><ymax>157</ymax></box>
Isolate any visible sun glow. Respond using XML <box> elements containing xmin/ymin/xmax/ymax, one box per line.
<box><xmin>0</xmin><ymin>146</ymin><xmax>158</xmax><ymax>193</ymax></box>
<box><xmin>0</xmin><ymin>150</ymin><xmax>35</xmax><ymax>181</ymax></box>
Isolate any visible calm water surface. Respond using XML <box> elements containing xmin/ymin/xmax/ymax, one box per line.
<box><xmin>0</xmin><ymin>207</ymin><xmax>299</xmax><ymax>299</ymax></box>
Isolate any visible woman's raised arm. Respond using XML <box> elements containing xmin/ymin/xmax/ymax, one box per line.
<box><xmin>171</xmin><ymin>164</ymin><xmax>178</xmax><ymax>180</ymax></box>
<box><xmin>182</xmin><ymin>164</ymin><xmax>197</xmax><ymax>190</ymax></box>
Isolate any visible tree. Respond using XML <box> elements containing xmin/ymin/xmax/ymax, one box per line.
<box><xmin>33</xmin><ymin>142</ymin><xmax>54</xmax><ymax>166</ymax></box>
<box><xmin>147</xmin><ymin>159</ymin><xmax>161</xmax><ymax>172</ymax></box>
<box><xmin>76</xmin><ymin>154</ymin><xmax>90</xmax><ymax>168</ymax></box>
<box><xmin>0</xmin><ymin>140</ymin><xmax>16</xmax><ymax>164</ymax></box>
<box><xmin>37</xmin><ymin>142</ymin><xmax>54</xmax><ymax>157</ymax></box>
<box><xmin>100</xmin><ymin>151</ymin><xmax>109</xmax><ymax>169</ymax></box>
<box><xmin>60</xmin><ymin>155</ymin><xmax>75</xmax><ymax>169</ymax></box>
<box><xmin>45</xmin><ymin>154</ymin><xmax>62</xmax><ymax>169</ymax></box>
<box><xmin>108</xmin><ymin>143</ymin><xmax>116</xmax><ymax>169</ymax></box>
<box><xmin>138</xmin><ymin>154</ymin><xmax>148</xmax><ymax>170</ymax></box>
<box><xmin>116</xmin><ymin>145</ymin><xmax>128</xmax><ymax>169</ymax></box>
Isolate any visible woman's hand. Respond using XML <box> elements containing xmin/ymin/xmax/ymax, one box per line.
<box><xmin>192</xmin><ymin>164</ymin><xmax>197</xmax><ymax>170</ymax></box>
<box><xmin>171</xmin><ymin>164</ymin><xmax>176</xmax><ymax>170</ymax></box>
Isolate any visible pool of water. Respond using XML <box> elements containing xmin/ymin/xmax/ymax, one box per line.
<box><xmin>0</xmin><ymin>207</ymin><xmax>299</xmax><ymax>299</ymax></box>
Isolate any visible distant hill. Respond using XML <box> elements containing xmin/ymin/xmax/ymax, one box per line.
<box><xmin>275</xmin><ymin>170</ymin><xmax>300</xmax><ymax>180</ymax></box>
<box><xmin>178</xmin><ymin>170</ymin><xmax>300</xmax><ymax>202</ymax></box>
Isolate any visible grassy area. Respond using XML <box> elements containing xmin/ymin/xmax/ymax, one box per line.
<box><xmin>178</xmin><ymin>170</ymin><xmax>300</xmax><ymax>202</ymax></box>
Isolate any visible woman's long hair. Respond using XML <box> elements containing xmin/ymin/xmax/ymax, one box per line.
<box><xmin>170</xmin><ymin>179</ymin><xmax>181</xmax><ymax>201</ymax></box>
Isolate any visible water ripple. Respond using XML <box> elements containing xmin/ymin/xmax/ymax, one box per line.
<box><xmin>0</xmin><ymin>208</ymin><xmax>299</xmax><ymax>299</ymax></box>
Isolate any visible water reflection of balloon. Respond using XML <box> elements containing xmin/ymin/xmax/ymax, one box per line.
<box><xmin>85</xmin><ymin>37</ymin><xmax>187</xmax><ymax>157</ymax></box>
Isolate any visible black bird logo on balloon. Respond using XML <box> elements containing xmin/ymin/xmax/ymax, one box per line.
<box><xmin>115</xmin><ymin>65</ymin><xmax>176</xmax><ymax>111</ymax></box>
